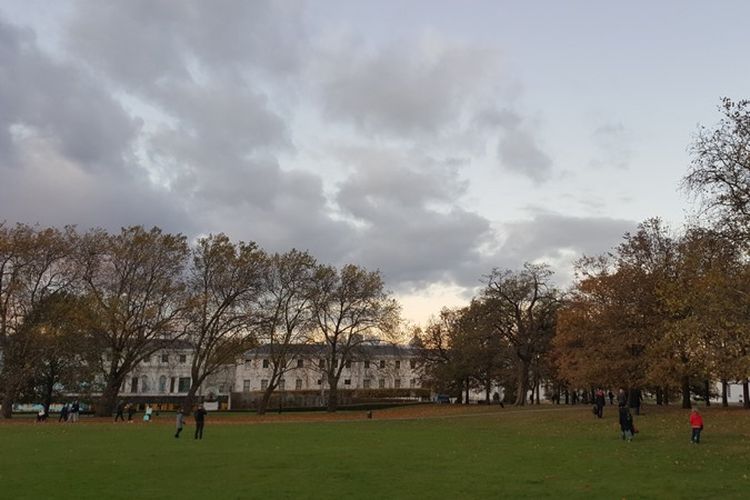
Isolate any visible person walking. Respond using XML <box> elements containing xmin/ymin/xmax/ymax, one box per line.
<box><xmin>595</xmin><ymin>388</ymin><xmax>606</xmax><ymax>418</ymax></box>
<box><xmin>194</xmin><ymin>404</ymin><xmax>207</xmax><ymax>440</ymax></box>
<box><xmin>70</xmin><ymin>400</ymin><xmax>80</xmax><ymax>423</ymax></box>
<box><xmin>126</xmin><ymin>403</ymin><xmax>135</xmax><ymax>423</ymax></box>
<box><xmin>175</xmin><ymin>409</ymin><xmax>185</xmax><ymax>438</ymax></box>
<box><xmin>619</xmin><ymin>403</ymin><xmax>635</xmax><ymax>441</ymax></box>
<box><xmin>114</xmin><ymin>401</ymin><xmax>125</xmax><ymax>422</ymax></box>
<box><xmin>144</xmin><ymin>404</ymin><xmax>153</xmax><ymax>422</ymax></box>
<box><xmin>608</xmin><ymin>390</ymin><xmax>615</xmax><ymax>405</ymax></box>
<box><xmin>690</xmin><ymin>408</ymin><xmax>704</xmax><ymax>444</ymax></box>
<box><xmin>58</xmin><ymin>403</ymin><xmax>69</xmax><ymax>423</ymax></box>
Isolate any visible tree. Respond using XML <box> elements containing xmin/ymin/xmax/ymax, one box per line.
<box><xmin>182</xmin><ymin>234</ymin><xmax>266</xmax><ymax>413</ymax></box>
<box><xmin>310</xmin><ymin>264</ymin><xmax>399</xmax><ymax>412</ymax></box>
<box><xmin>79</xmin><ymin>226</ymin><xmax>189</xmax><ymax>417</ymax></box>
<box><xmin>0</xmin><ymin>224</ymin><xmax>76</xmax><ymax>418</ymax></box>
<box><xmin>418</xmin><ymin>308</ymin><xmax>470</xmax><ymax>401</ymax></box>
<box><xmin>255</xmin><ymin>250</ymin><xmax>317</xmax><ymax>415</ymax></box>
<box><xmin>481</xmin><ymin>263</ymin><xmax>559</xmax><ymax>406</ymax></box>
<box><xmin>684</xmin><ymin>98</ymin><xmax>750</xmax><ymax>239</ymax></box>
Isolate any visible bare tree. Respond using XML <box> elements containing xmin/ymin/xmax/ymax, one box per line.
<box><xmin>482</xmin><ymin>263</ymin><xmax>559</xmax><ymax>406</ymax></box>
<box><xmin>79</xmin><ymin>226</ymin><xmax>189</xmax><ymax>417</ymax></box>
<box><xmin>255</xmin><ymin>249</ymin><xmax>317</xmax><ymax>415</ymax></box>
<box><xmin>311</xmin><ymin>264</ymin><xmax>399</xmax><ymax>412</ymax></box>
<box><xmin>0</xmin><ymin>224</ymin><xmax>77</xmax><ymax>418</ymax></box>
<box><xmin>182</xmin><ymin>234</ymin><xmax>266</xmax><ymax>412</ymax></box>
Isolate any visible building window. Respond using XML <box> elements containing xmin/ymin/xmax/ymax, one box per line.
<box><xmin>364</xmin><ymin>360</ymin><xmax>370</xmax><ymax>369</ymax></box>
<box><xmin>394</xmin><ymin>379</ymin><xmax>401</xmax><ymax>389</ymax></box>
<box><xmin>316</xmin><ymin>379</ymin><xmax>322</xmax><ymax>385</ymax></box>
<box><xmin>363</xmin><ymin>379</ymin><xmax>371</xmax><ymax>389</ymax></box>
<box><xmin>178</xmin><ymin>377</ymin><xmax>191</xmax><ymax>392</ymax></box>
<box><xmin>345</xmin><ymin>360</ymin><xmax>352</xmax><ymax>368</ymax></box>
<box><xmin>410</xmin><ymin>378</ymin><xmax>416</xmax><ymax>388</ymax></box>
<box><xmin>130</xmin><ymin>377</ymin><xmax>138</xmax><ymax>393</ymax></box>
<box><xmin>161</xmin><ymin>354</ymin><xmax>169</xmax><ymax>363</ymax></box>
<box><xmin>410</xmin><ymin>360</ymin><xmax>417</xmax><ymax>369</ymax></box>
<box><xmin>297</xmin><ymin>359</ymin><xmax>304</xmax><ymax>368</ymax></box>
<box><xmin>159</xmin><ymin>375</ymin><xmax>167</xmax><ymax>393</ymax></box>
<box><xmin>380</xmin><ymin>360</ymin><xmax>386</xmax><ymax>369</ymax></box>
<box><xmin>279</xmin><ymin>379</ymin><xmax>285</xmax><ymax>391</ymax></box>
<box><xmin>170</xmin><ymin>377</ymin><xmax>176</xmax><ymax>393</ymax></box>
<box><xmin>243</xmin><ymin>380</ymin><xmax>251</xmax><ymax>392</ymax></box>
<box><xmin>218</xmin><ymin>384</ymin><xmax>227</xmax><ymax>394</ymax></box>
<box><xmin>142</xmin><ymin>357</ymin><xmax>150</xmax><ymax>364</ymax></box>
<box><xmin>344</xmin><ymin>379</ymin><xmax>351</xmax><ymax>385</ymax></box>
<box><xmin>179</xmin><ymin>354</ymin><xmax>187</xmax><ymax>364</ymax></box>
<box><xmin>295</xmin><ymin>379</ymin><xmax>303</xmax><ymax>390</ymax></box>
<box><xmin>261</xmin><ymin>379</ymin><xmax>268</xmax><ymax>390</ymax></box>
<box><xmin>395</xmin><ymin>360</ymin><xmax>401</xmax><ymax>370</ymax></box>
<box><xmin>141</xmin><ymin>376</ymin><xmax>150</xmax><ymax>393</ymax></box>
<box><xmin>379</xmin><ymin>379</ymin><xmax>385</xmax><ymax>389</ymax></box>
<box><xmin>319</xmin><ymin>359</ymin><xmax>325</xmax><ymax>368</ymax></box>
<box><xmin>262</xmin><ymin>359</ymin><xmax>269</xmax><ymax>368</ymax></box>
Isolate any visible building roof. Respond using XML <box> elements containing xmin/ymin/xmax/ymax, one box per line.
<box><xmin>243</xmin><ymin>342</ymin><xmax>420</xmax><ymax>360</ymax></box>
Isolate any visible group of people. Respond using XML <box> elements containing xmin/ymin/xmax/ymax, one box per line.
<box><xmin>52</xmin><ymin>401</ymin><xmax>81</xmax><ymax>423</ymax></box>
<box><xmin>175</xmin><ymin>404</ymin><xmax>207</xmax><ymax>440</ymax></box>
<box><xmin>592</xmin><ymin>387</ymin><xmax>705</xmax><ymax>444</ymax></box>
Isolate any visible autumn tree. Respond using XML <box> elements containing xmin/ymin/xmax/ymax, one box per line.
<box><xmin>181</xmin><ymin>234</ymin><xmax>266</xmax><ymax>413</ymax></box>
<box><xmin>0</xmin><ymin>224</ymin><xmax>77</xmax><ymax>418</ymax></box>
<box><xmin>481</xmin><ymin>263</ymin><xmax>559</xmax><ymax>406</ymax></box>
<box><xmin>254</xmin><ymin>250</ymin><xmax>317</xmax><ymax>415</ymax></box>
<box><xmin>310</xmin><ymin>264</ymin><xmax>399</xmax><ymax>412</ymax></box>
<box><xmin>78</xmin><ymin>226</ymin><xmax>189</xmax><ymax>416</ymax></box>
<box><xmin>418</xmin><ymin>308</ymin><xmax>470</xmax><ymax>401</ymax></box>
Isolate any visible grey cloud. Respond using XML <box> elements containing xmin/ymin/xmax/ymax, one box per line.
<box><xmin>497</xmin><ymin>128</ymin><xmax>552</xmax><ymax>183</ymax></box>
<box><xmin>68</xmin><ymin>0</ymin><xmax>305</xmax><ymax>86</ymax></box>
<box><xmin>316</xmin><ymin>39</ymin><xmax>504</xmax><ymax>137</ymax></box>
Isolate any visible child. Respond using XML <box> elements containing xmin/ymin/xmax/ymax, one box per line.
<box><xmin>175</xmin><ymin>409</ymin><xmax>185</xmax><ymax>438</ymax></box>
<box><xmin>690</xmin><ymin>408</ymin><xmax>704</xmax><ymax>444</ymax></box>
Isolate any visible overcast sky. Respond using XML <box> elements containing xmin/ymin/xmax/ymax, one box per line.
<box><xmin>2</xmin><ymin>1</ymin><xmax>749</xmax><ymax>324</ymax></box>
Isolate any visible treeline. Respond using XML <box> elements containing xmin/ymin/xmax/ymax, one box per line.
<box><xmin>419</xmin><ymin>98</ymin><xmax>750</xmax><ymax>409</ymax></box>
<box><xmin>0</xmin><ymin>225</ymin><xmax>398</xmax><ymax>418</ymax></box>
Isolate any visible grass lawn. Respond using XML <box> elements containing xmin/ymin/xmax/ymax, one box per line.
<box><xmin>1</xmin><ymin>404</ymin><xmax>749</xmax><ymax>499</ymax></box>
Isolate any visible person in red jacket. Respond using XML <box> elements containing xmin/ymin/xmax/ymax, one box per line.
<box><xmin>690</xmin><ymin>408</ymin><xmax>704</xmax><ymax>444</ymax></box>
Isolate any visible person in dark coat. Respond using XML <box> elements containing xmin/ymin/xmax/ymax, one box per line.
<box><xmin>114</xmin><ymin>400</ymin><xmax>125</xmax><ymax>422</ymax></box>
<box><xmin>608</xmin><ymin>390</ymin><xmax>615</xmax><ymax>405</ymax></box>
<box><xmin>126</xmin><ymin>403</ymin><xmax>135</xmax><ymax>423</ymax></box>
<box><xmin>619</xmin><ymin>403</ymin><xmax>635</xmax><ymax>441</ymax></box>
<box><xmin>58</xmin><ymin>403</ymin><xmax>69</xmax><ymax>423</ymax></box>
<box><xmin>194</xmin><ymin>404</ymin><xmax>207</xmax><ymax>440</ymax></box>
<box><xmin>594</xmin><ymin>388</ymin><xmax>606</xmax><ymax>418</ymax></box>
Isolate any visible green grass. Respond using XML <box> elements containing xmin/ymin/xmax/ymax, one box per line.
<box><xmin>1</xmin><ymin>405</ymin><xmax>749</xmax><ymax>499</ymax></box>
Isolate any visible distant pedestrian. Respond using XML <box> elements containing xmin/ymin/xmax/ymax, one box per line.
<box><xmin>175</xmin><ymin>409</ymin><xmax>185</xmax><ymax>438</ymax></box>
<box><xmin>595</xmin><ymin>388</ymin><xmax>606</xmax><ymax>418</ymax></box>
<box><xmin>143</xmin><ymin>405</ymin><xmax>153</xmax><ymax>422</ymax></box>
<box><xmin>127</xmin><ymin>404</ymin><xmax>135</xmax><ymax>423</ymax></box>
<box><xmin>690</xmin><ymin>408</ymin><xmax>704</xmax><ymax>444</ymax></box>
<box><xmin>36</xmin><ymin>409</ymin><xmax>47</xmax><ymax>423</ymax></box>
<box><xmin>58</xmin><ymin>403</ymin><xmax>69</xmax><ymax>423</ymax></box>
<box><xmin>608</xmin><ymin>390</ymin><xmax>615</xmax><ymax>405</ymax></box>
<box><xmin>194</xmin><ymin>404</ymin><xmax>207</xmax><ymax>440</ymax></box>
<box><xmin>619</xmin><ymin>403</ymin><xmax>635</xmax><ymax>441</ymax></box>
<box><xmin>70</xmin><ymin>400</ymin><xmax>80</xmax><ymax>423</ymax></box>
<box><xmin>114</xmin><ymin>401</ymin><xmax>125</xmax><ymax>422</ymax></box>
<box><xmin>618</xmin><ymin>388</ymin><xmax>627</xmax><ymax>407</ymax></box>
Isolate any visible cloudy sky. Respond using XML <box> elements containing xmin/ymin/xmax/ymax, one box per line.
<box><xmin>2</xmin><ymin>1</ymin><xmax>749</xmax><ymax>324</ymax></box>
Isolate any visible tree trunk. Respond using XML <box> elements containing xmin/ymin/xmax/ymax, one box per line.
<box><xmin>326</xmin><ymin>374</ymin><xmax>339</xmax><ymax>412</ymax></box>
<box><xmin>43</xmin><ymin>376</ymin><xmax>55</xmax><ymax>414</ymax></box>
<box><xmin>1</xmin><ymin>392</ymin><xmax>13</xmax><ymax>419</ymax></box>
<box><xmin>564</xmin><ymin>389</ymin><xmax>569</xmax><ymax>405</ymax></box>
<box><xmin>257</xmin><ymin>384</ymin><xmax>278</xmax><ymax>415</ymax></box>
<box><xmin>514</xmin><ymin>359</ymin><xmax>529</xmax><ymax>406</ymax></box>
<box><xmin>681</xmin><ymin>376</ymin><xmax>691</xmax><ymax>409</ymax></box>
<box><xmin>464</xmin><ymin>378</ymin><xmax>470</xmax><ymax>405</ymax></box>
<box><xmin>704</xmin><ymin>380</ymin><xmax>711</xmax><ymax>407</ymax></box>
<box><xmin>663</xmin><ymin>386</ymin><xmax>669</xmax><ymax>406</ymax></box>
<box><xmin>721</xmin><ymin>379</ymin><xmax>728</xmax><ymax>407</ymax></box>
<box><xmin>485</xmin><ymin>381</ymin><xmax>491</xmax><ymax>404</ymax></box>
<box><xmin>97</xmin><ymin>379</ymin><xmax>121</xmax><ymax>417</ymax></box>
<box><xmin>655</xmin><ymin>387</ymin><xmax>663</xmax><ymax>406</ymax></box>
<box><xmin>743</xmin><ymin>379</ymin><xmax>749</xmax><ymax>409</ymax></box>
<box><xmin>182</xmin><ymin>384</ymin><xmax>201</xmax><ymax>414</ymax></box>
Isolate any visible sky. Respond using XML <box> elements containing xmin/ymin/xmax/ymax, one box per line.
<box><xmin>1</xmin><ymin>1</ymin><xmax>749</xmax><ymax>325</ymax></box>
